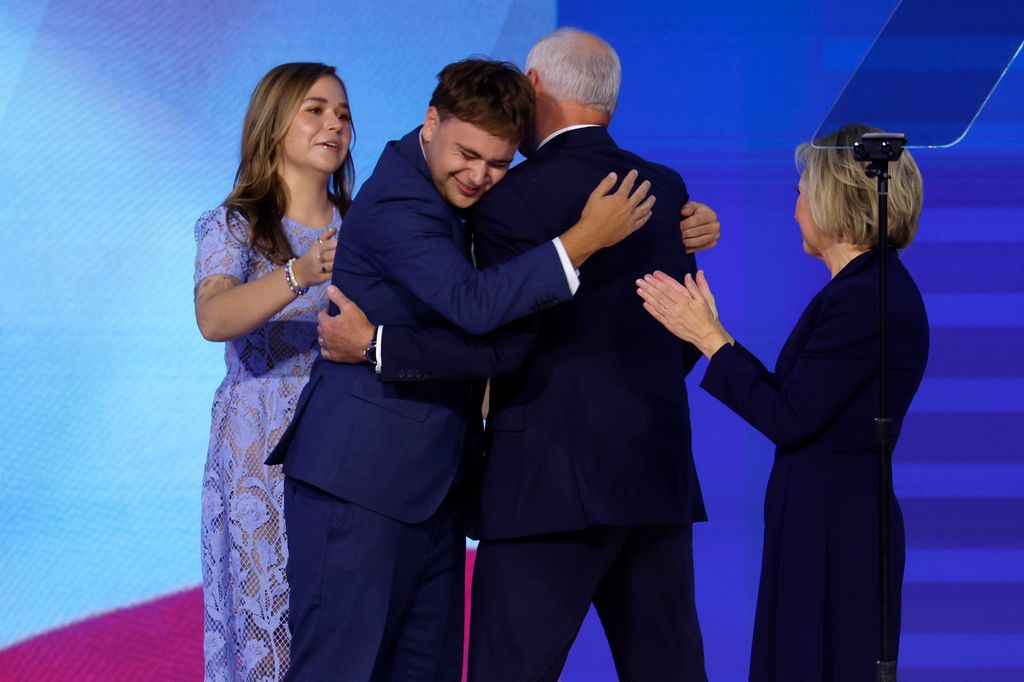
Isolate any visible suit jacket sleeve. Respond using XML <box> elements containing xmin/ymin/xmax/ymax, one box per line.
<box><xmin>379</xmin><ymin>318</ymin><xmax>536</xmax><ymax>381</ymax></box>
<box><xmin>700</xmin><ymin>283</ymin><xmax>877</xmax><ymax>448</ymax></box>
<box><xmin>362</xmin><ymin>177</ymin><xmax>568</xmax><ymax>335</ymax></box>
<box><xmin>377</xmin><ymin>179</ymin><xmax>548</xmax><ymax>381</ymax></box>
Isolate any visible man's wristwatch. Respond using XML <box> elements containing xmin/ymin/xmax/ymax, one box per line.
<box><xmin>362</xmin><ymin>328</ymin><xmax>378</xmax><ymax>366</ymax></box>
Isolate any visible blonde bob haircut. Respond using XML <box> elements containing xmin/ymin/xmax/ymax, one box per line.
<box><xmin>795</xmin><ymin>124</ymin><xmax>922</xmax><ymax>250</ymax></box>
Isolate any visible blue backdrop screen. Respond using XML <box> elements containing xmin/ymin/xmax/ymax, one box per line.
<box><xmin>0</xmin><ymin>1</ymin><xmax>1021</xmax><ymax>680</ymax></box>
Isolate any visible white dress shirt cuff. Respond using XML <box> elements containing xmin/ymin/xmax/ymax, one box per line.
<box><xmin>552</xmin><ymin>237</ymin><xmax>580</xmax><ymax>295</ymax></box>
<box><xmin>375</xmin><ymin>325</ymin><xmax>383</xmax><ymax>375</ymax></box>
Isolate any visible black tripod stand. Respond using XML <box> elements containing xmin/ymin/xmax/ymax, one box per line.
<box><xmin>852</xmin><ymin>131</ymin><xmax>906</xmax><ymax>682</ymax></box>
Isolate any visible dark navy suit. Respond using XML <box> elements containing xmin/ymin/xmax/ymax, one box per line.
<box><xmin>382</xmin><ymin>127</ymin><xmax>709</xmax><ymax>681</ymax></box>
<box><xmin>266</xmin><ymin>128</ymin><xmax>574</xmax><ymax>681</ymax></box>
<box><xmin>701</xmin><ymin>248</ymin><xmax>928</xmax><ymax>681</ymax></box>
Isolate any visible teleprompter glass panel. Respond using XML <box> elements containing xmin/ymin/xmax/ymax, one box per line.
<box><xmin>813</xmin><ymin>0</ymin><xmax>1024</xmax><ymax>148</ymax></box>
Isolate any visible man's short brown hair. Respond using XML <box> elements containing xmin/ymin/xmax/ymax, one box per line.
<box><xmin>429</xmin><ymin>59</ymin><xmax>535</xmax><ymax>143</ymax></box>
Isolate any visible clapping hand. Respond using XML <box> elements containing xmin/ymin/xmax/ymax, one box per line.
<box><xmin>636</xmin><ymin>270</ymin><xmax>732</xmax><ymax>358</ymax></box>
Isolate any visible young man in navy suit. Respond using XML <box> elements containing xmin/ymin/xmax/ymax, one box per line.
<box><xmin>267</xmin><ymin>59</ymin><xmax>658</xmax><ymax>681</ymax></box>
<box><xmin>320</xmin><ymin>30</ymin><xmax>716</xmax><ymax>681</ymax></box>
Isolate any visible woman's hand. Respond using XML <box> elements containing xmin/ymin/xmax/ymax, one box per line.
<box><xmin>692</xmin><ymin>269</ymin><xmax>719</xmax><ymax>321</ymax></box>
<box><xmin>636</xmin><ymin>270</ymin><xmax>733</xmax><ymax>358</ymax></box>
<box><xmin>293</xmin><ymin>227</ymin><xmax>338</xmax><ymax>288</ymax></box>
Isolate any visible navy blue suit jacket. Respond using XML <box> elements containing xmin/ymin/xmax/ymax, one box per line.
<box><xmin>382</xmin><ymin>126</ymin><xmax>709</xmax><ymax>539</ymax></box>
<box><xmin>702</xmin><ymin>248</ymin><xmax>928</xmax><ymax>454</ymax></box>
<box><xmin>266</xmin><ymin>128</ymin><xmax>574</xmax><ymax>524</ymax></box>
<box><xmin>701</xmin><ymin>248</ymin><xmax>928</xmax><ymax>679</ymax></box>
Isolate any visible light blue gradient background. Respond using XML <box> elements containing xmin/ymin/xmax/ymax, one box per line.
<box><xmin>0</xmin><ymin>0</ymin><xmax>554</xmax><ymax>648</ymax></box>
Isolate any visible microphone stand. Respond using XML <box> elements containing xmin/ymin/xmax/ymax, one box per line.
<box><xmin>854</xmin><ymin>131</ymin><xmax>906</xmax><ymax>682</ymax></box>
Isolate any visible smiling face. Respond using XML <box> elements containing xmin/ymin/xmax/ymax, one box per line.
<box><xmin>279</xmin><ymin>74</ymin><xmax>352</xmax><ymax>180</ymax></box>
<box><xmin>420</xmin><ymin>107</ymin><xmax>518</xmax><ymax>209</ymax></box>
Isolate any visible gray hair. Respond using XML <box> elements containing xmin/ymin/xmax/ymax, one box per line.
<box><xmin>525</xmin><ymin>28</ymin><xmax>621</xmax><ymax>115</ymax></box>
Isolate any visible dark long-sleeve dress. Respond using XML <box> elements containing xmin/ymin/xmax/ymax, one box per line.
<box><xmin>701</xmin><ymin>248</ymin><xmax>929</xmax><ymax>682</ymax></box>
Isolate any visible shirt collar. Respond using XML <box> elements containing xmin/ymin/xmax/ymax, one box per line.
<box><xmin>536</xmin><ymin>124</ymin><xmax>603</xmax><ymax>151</ymax></box>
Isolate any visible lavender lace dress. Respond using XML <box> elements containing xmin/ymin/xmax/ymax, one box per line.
<box><xmin>194</xmin><ymin>206</ymin><xmax>338</xmax><ymax>682</ymax></box>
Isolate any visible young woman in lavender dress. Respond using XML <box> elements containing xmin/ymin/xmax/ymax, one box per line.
<box><xmin>193</xmin><ymin>62</ymin><xmax>354</xmax><ymax>682</ymax></box>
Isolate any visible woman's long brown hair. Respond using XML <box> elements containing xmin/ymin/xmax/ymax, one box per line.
<box><xmin>225</xmin><ymin>63</ymin><xmax>355</xmax><ymax>264</ymax></box>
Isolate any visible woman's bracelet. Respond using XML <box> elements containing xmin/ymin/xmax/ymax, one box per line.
<box><xmin>284</xmin><ymin>258</ymin><xmax>309</xmax><ymax>296</ymax></box>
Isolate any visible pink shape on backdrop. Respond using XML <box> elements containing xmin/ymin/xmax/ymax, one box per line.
<box><xmin>0</xmin><ymin>551</ymin><xmax>479</xmax><ymax>681</ymax></box>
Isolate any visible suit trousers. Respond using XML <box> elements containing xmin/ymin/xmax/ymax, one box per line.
<box><xmin>468</xmin><ymin>524</ymin><xmax>706</xmax><ymax>682</ymax></box>
<box><xmin>284</xmin><ymin>477</ymin><xmax>464</xmax><ymax>682</ymax></box>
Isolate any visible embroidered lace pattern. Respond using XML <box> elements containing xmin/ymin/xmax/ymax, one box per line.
<box><xmin>194</xmin><ymin>206</ymin><xmax>337</xmax><ymax>681</ymax></box>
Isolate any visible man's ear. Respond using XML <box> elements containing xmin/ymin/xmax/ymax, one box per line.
<box><xmin>526</xmin><ymin>68</ymin><xmax>542</xmax><ymax>96</ymax></box>
<box><xmin>422</xmin><ymin>106</ymin><xmax>440</xmax><ymax>143</ymax></box>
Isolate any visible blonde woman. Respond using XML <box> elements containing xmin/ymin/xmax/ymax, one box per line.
<box><xmin>193</xmin><ymin>62</ymin><xmax>353</xmax><ymax>681</ymax></box>
<box><xmin>637</xmin><ymin>124</ymin><xmax>929</xmax><ymax>681</ymax></box>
